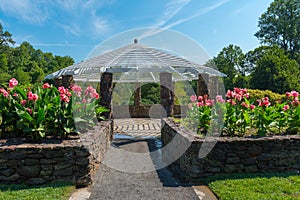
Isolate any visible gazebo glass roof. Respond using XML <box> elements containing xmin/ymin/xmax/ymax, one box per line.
<box><xmin>45</xmin><ymin>40</ymin><xmax>225</xmax><ymax>82</ymax></box>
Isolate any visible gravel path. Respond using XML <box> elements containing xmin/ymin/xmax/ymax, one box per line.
<box><xmin>89</xmin><ymin>137</ymin><xmax>199</xmax><ymax>200</ymax></box>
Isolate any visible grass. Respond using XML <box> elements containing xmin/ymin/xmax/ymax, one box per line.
<box><xmin>0</xmin><ymin>182</ymin><xmax>75</xmax><ymax>200</ymax></box>
<box><xmin>204</xmin><ymin>172</ymin><xmax>300</xmax><ymax>200</ymax></box>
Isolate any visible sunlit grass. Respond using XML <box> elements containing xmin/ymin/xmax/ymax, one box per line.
<box><xmin>207</xmin><ymin>173</ymin><xmax>300</xmax><ymax>200</ymax></box>
<box><xmin>0</xmin><ymin>182</ymin><xmax>75</xmax><ymax>200</ymax></box>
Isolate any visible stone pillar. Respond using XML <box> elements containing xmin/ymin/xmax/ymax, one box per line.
<box><xmin>100</xmin><ymin>72</ymin><xmax>113</xmax><ymax>119</ymax></box>
<box><xmin>209</xmin><ymin>76</ymin><xmax>219</xmax><ymax>99</ymax></box>
<box><xmin>61</xmin><ymin>75</ymin><xmax>74</xmax><ymax>88</ymax></box>
<box><xmin>197</xmin><ymin>73</ymin><xmax>209</xmax><ymax>97</ymax></box>
<box><xmin>134</xmin><ymin>82</ymin><xmax>141</xmax><ymax>107</ymax></box>
<box><xmin>160</xmin><ymin>72</ymin><xmax>174</xmax><ymax>117</ymax></box>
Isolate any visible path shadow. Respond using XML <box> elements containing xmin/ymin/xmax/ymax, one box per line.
<box><xmin>146</xmin><ymin>138</ymin><xmax>193</xmax><ymax>187</ymax></box>
<box><xmin>110</xmin><ymin>135</ymin><xmax>192</xmax><ymax>187</ymax></box>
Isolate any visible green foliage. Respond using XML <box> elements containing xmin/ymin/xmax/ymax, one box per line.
<box><xmin>209</xmin><ymin>174</ymin><xmax>300</xmax><ymax>200</ymax></box>
<box><xmin>0</xmin><ymin>23</ymin><xmax>74</xmax><ymax>85</ymax></box>
<box><xmin>255</xmin><ymin>0</ymin><xmax>300</xmax><ymax>60</ymax></box>
<box><xmin>250</xmin><ymin>46</ymin><xmax>300</xmax><ymax>94</ymax></box>
<box><xmin>210</xmin><ymin>44</ymin><xmax>248</xmax><ymax>90</ymax></box>
<box><xmin>141</xmin><ymin>83</ymin><xmax>160</xmax><ymax>105</ymax></box>
<box><xmin>0</xmin><ymin>23</ymin><xmax>15</xmax><ymax>47</ymax></box>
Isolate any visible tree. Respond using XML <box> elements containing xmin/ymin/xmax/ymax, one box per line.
<box><xmin>0</xmin><ymin>23</ymin><xmax>15</xmax><ymax>47</ymax></box>
<box><xmin>244</xmin><ymin>45</ymin><xmax>278</xmax><ymax>73</ymax></box>
<box><xmin>255</xmin><ymin>0</ymin><xmax>300</xmax><ymax>59</ymax></box>
<box><xmin>210</xmin><ymin>44</ymin><xmax>247</xmax><ymax>90</ymax></box>
<box><xmin>250</xmin><ymin>47</ymin><xmax>300</xmax><ymax>93</ymax></box>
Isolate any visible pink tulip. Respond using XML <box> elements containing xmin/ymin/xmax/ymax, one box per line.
<box><xmin>198</xmin><ymin>95</ymin><xmax>203</xmax><ymax>101</ymax></box>
<box><xmin>71</xmin><ymin>84</ymin><xmax>82</xmax><ymax>97</ymax></box>
<box><xmin>226</xmin><ymin>90</ymin><xmax>233</xmax><ymax>98</ymax></box>
<box><xmin>241</xmin><ymin>102</ymin><xmax>249</xmax><ymax>108</ymax></box>
<box><xmin>92</xmin><ymin>92</ymin><xmax>99</xmax><ymax>99</ymax></box>
<box><xmin>286</xmin><ymin>92</ymin><xmax>291</xmax><ymax>98</ymax></box>
<box><xmin>13</xmin><ymin>93</ymin><xmax>18</xmax><ymax>97</ymax></box>
<box><xmin>291</xmin><ymin>90</ymin><xmax>299</xmax><ymax>98</ymax></box>
<box><xmin>21</xmin><ymin>100</ymin><xmax>27</xmax><ymax>106</ymax></box>
<box><xmin>235</xmin><ymin>94</ymin><xmax>243</xmax><ymax>101</ymax></box>
<box><xmin>283</xmin><ymin>105</ymin><xmax>289</xmax><ymax>111</ymax></box>
<box><xmin>190</xmin><ymin>95</ymin><xmax>197</xmax><ymax>102</ymax></box>
<box><xmin>9</xmin><ymin>78</ymin><xmax>18</xmax><ymax>88</ymax></box>
<box><xmin>250</xmin><ymin>104</ymin><xmax>256</xmax><ymax>110</ymax></box>
<box><xmin>196</xmin><ymin>102</ymin><xmax>203</xmax><ymax>107</ymax></box>
<box><xmin>27</xmin><ymin>91</ymin><xmax>33</xmax><ymax>101</ymax></box>
<box><xmin>292</xmin><ymin>99</ymin><xmax>299</xmax><ymax>106</ymax></box>
<box><xmin>2</xmin><ymin>90</ymin><xmax>9</xmax><ymax>97</ymax></box>
<box><xmin>32</xmin><ymin>94</ymin><xmax>38</xmax><ymax>102</ymax></box>
<box><xmin>227</xmin><ymin>99</ymin><xmax>236</xmax><ymax>106</ymax></box>
<box><xmin>234</xmin><ymin>87</ymin><xmax>241</xmax><ymax>93</ymax></box>
<box><xmin>66</xmin><ymin>90</ymin><xmax>72</xmax><ymax>97</ymax></box>
<box><xmin>58</xmin><ymin>86</ymin><xmax>66</xmax><ymax>94</ymax></box>
<box><xmin>243</xmin><ymin>93</ymin><xmax>249</xmax><ymax>99</ymax></box>
<box><xmin>60</xmin><ymin>94</ymin><xmax>70</xmax><ymax>103</ymax></box>
<box><xmin>216</xmin><ymin>95</ymin><xmax>225</xmax><ymax>103</ymax></box>
<box><xmin>26</xmin><ymin>108</ymin><xmax>32</xmax><ymax>114</ymax></box>
<box><xmin>241</xmin><ymin>88</ymin><xmax>248</xmax><ymax>94</ymax></box>
<box><xmin>42</xmin><ymin>83</ymin><xmax>51</xmax><ymax>89</ymax></box>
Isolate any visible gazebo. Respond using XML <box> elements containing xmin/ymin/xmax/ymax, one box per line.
<box><xmin>45</xmin><ymin>39</ymin><xmax>225</xmax><ymax>118</ymax></box>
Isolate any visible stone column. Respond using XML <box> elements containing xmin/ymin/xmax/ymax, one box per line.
<box><xmin>100</xmin><ymin>72</ymin><xmax>113</xmax><ymax>119</ymax></box>
<box><xmin>160</xmin><ymin>72</ymin><xmax>174</xmax><ymax>117</ymax></box>
<box><xmin>61</xmin><ymin>75</ymin><xmax>74</xmax><ymax>88</ymax></box>
<box><xmin>197</xmin><ymin>73</ymin><xmax>209</xmax><ymax>97</ymax></box>
<box><xmin>209</xmin><ymin>76</ymin><xmax>219</xmax><ymax>99</ymax></box>
<box><xmin>134</xmin><ymin>82</ymin><xmax>141</xmax><ymax>107</ymax></box>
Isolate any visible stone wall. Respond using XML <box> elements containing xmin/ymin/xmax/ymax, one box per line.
<box><xmin>161</xmin><ymin>118</ymin><xmax>300</xmax><ymax>181</ymax></box>
<box><xmin>0</xmin><ymin>121</ymin><xmax>112</xmax><ymax>187</ymax></box>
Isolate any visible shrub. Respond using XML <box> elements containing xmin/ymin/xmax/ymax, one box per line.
<box><xmin>248</xmin><ymin>89</ymin><xmax>285</xmax><ymax>103</ymax></box>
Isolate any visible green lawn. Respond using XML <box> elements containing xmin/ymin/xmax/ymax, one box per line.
<box><xmin>206</xmin><ymin>173</ymin><xmax>300</xmax><ymax>200</ymax></box>
<box><xmin>0</xmin><ymin>182</ymin><xmax>75</xmax><ymax>200</ymax></box>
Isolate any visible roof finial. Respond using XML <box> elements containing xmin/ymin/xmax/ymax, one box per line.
<box><xmin>134</xmin><ymin>38</ymin><xmax>138</xmax><ymax>44</ymax></box>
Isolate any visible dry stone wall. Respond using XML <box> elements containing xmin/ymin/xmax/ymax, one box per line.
<box><xmin>161</xmin><ymin>118</ymin><xmax>300</xmax><ymax>181</ymax></box>
<box><xmin>0</xmin><ymin>121</ymin><xmax>112</xmax><ymax>187</ymax></box>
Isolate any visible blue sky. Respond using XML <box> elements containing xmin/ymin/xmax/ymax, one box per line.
<box><xmin>0</xmin><ymin>0</ymin><xmax>273</xmax><ymax>64</ymax></box>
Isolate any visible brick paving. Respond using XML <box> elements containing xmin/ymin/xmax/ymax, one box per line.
<box><xmin>114</xmin><ymin>118</ymin><xmax>161</xmax><ymax>138</ymax></box>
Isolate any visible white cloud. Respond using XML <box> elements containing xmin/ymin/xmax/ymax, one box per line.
<box><xmin>232</xmin><ymin>9</ymin><xmax>241</xmax><ymax>16</ymax></box>
<box><xmin>31</xmin><ymin>43</ymin><xmax>88</xmax><ymax>47</ymax></box>
<box><xmin>59</xmin><ymin>24</ymin><xmax>81</xmax><ymax>36</ymax></box>
<box><xmin>0</xmin><ymin>0</ymin><xmax>49</xmax><ymax>24</ymax></box>
<box><xmin>139</xmin><ymin>0</ymin><xmax>230</xmax><ymax>39</ymax></box>
<box><xmin>164</xmin><ymin>0</ymin><xmax>230</xmax><ymax>29</ymax></box>
<box><xmin>140</xmin><ymin>0</ymin><xmax>191</xmax><ymax>39</ymax></box>
<box><xmin>158</xmin><ymin>0</ymin><xmax>191</xmax><ymax>27</ymax></box>
<box><xmin>92</xmin><ymin>17</ymin><xmax>109</xmax><ymax>36</ymax></box>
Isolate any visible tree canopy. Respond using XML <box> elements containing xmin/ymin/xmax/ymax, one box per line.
<box><xmin>255</xmin><ymin>0</ymin><xmax>300</xmax><ymax>59</ymax></box>
<box><xmin>0</xmin><ymin>23</ymin><xmax>74</xmax><ymax>85</ymax></box>
<box><xmin>250</xmin><ymin>46</ymin><xmax>300</xmax><ymax>93</ymax></box>
<box><xmin>208</xmin><ymin>44</ymin><xmax>248</xmax><ymax>90</ymax></box>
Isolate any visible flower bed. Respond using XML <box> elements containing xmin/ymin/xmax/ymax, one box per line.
<box><xmin>0</xmin><ymin>78</ymin><xmax>107</xmax><ymax>140</ymax></box>
<box><xmin>162</xmin><ymin>118</ymin><xmax>300</xmax><ymax>181</ymax></box>
<box><xmin>184</xmin><ymin>88</ymin><xmax>299</xmax><ymax>137</ymax></box>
